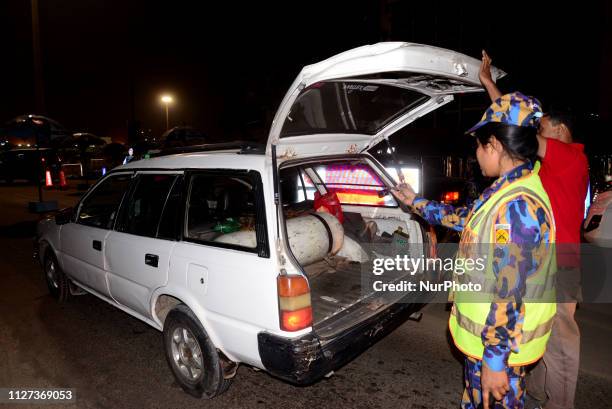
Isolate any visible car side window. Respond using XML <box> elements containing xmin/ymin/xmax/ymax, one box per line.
<box><xmin>185</xmin><ymin>173</ymin><xmax>258</xmax><ymax>250</ymax></box>
<box><xmin>157</xmin><ymin>175</ymin><xmax>184</xmax><ymax>240</ymax></box>
<box><xmin>116</xmin><ymin>174</ymin><xmax>178</xmax><ymax>238</ymax></box>
<box><xmin>77</xmin><ymin>173</ymin><xmax>132</xmax><ymax>229</ymax></box>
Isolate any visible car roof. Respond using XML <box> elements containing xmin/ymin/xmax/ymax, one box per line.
<box><xmin>118</xmin><ymin>150</ymin><xmax>268</xmax><ymax>172</ymax></box>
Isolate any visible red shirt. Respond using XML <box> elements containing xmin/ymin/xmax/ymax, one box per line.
<box><xmin>539</xmin><ymin>138</ymin><xmax>589</xmax><ymax>266</ymax></box>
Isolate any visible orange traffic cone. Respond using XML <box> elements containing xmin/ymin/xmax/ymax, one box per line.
<box><xmin>59</xmin><ymin>170</ymin><xmax>67</xmax><ymax>189</ymax></box>
<box><xmin>45</xmin><ymin>170</ymin><xmax>53</xmax><ymax>188</ymax></box>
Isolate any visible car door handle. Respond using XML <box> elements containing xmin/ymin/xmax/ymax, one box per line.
<box><xmin>92</xmin><ymin>240</ymin><xmax>102</xmax><ymax>251</ymax></box>
<box><xmin>145</xmin><ymin>253</ymin><xmax>159</xmax><ymax>268</ymax></box>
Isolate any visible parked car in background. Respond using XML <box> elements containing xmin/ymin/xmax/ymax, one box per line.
<box><xmin>0</xmin><ymin>114</ymin><xmax>70</xmax><ymax>147</ymax></box>
<box><xmin>53</xmin><ymin>132</ymin><xmax>107</xmax><ymax>180</ymax></box>
<box><xmin>35</xmin><ymin>42</ymin><xmax>504</xmax><ymax>398</ymax></box>
<box><xmin>0</xmin><ymin>148</ymin><xmax>61</xmax><ymax>184</ymax></box>
<box><xmin>160</xmin><ymin>126</ymin><xmax>207</xmax><ymax>150</ymax></box>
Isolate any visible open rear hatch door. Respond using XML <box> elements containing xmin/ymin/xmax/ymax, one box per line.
<box><xmin>266</xmin><ymin>42</ymin><xmax>505</xmax><ymax>160</ymax></box>
<box><xmin>270</xmin><ymin>43</ymin><xmax>506</xmax><ymax>335</ymax></box>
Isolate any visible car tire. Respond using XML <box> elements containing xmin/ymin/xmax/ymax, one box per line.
<box><xmin>43</xmin><ymin>250</ymin><xmax>71</xmax><ymax>302</ymax></box>
<box><xmin>163</xmin><ymin>305</ymin><xmax>231</xmax><ymax>398</ymax></box>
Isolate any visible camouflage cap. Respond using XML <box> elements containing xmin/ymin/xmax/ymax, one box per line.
<box><xmin>466</xmin><ymin>91</ymin><xmax>543</xmax><ymax>135</ymax></box>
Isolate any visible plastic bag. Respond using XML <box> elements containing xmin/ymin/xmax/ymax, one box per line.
<box><xmin>314</xmin><ymin>191</ymin><xmax>344</xmax><ymax>224</ymax></box>
<box><xmin>213</xmin><ymin>217</ymin><xmax>241</xmax><ymax>233</ymax></box>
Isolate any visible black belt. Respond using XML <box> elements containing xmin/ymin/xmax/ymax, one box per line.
<box><xmin>310</xmin><ymin>212</ymin><xmax>333</xmax><ymax>254</ymax></box>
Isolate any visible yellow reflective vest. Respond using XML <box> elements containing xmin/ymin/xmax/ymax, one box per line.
<box><xmin>448</xmin><ymin>162</ymin><xmax>556</xmax><ymax>366</ymax></box>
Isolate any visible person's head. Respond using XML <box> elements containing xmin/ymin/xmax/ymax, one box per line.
<box><xmin>537</xmin><ymin>106</ymin><xmax>575</xmax><ymax>143</ymax></box>
<box><xmin>474</xmin><ymin>123</ymin><xmax>538</xmax><ymax>177</ymax></box>
<box><xmin>467</xmin><ymin>92</ymin><xmax>542</xmax><ymax>177</ymax></box>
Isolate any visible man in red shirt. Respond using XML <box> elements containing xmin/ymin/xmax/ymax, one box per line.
<box><xmin>479</xmin><ymin>51</ymin><xmax>588</xmax><ymax>409</ymax></box>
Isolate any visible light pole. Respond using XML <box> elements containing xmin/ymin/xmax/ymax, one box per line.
<box><xmin>27</xmin><ymin>1</ymin><xmax>57</xmax><ymax>213</ymax></box>
<box><xmin>161</xmin><ymin>95</ymin><xmax>173</xmax><ymax>130</ymax></box>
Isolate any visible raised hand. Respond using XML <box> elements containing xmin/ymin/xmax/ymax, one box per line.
<box><xmin>479</xmin><ymin>50</ymin><xmax>502</xmax><ymax>101</ymax></box>
<box><xmin>391</xmin><ymin>183</ymin><xmax>416</xmax><ymax>206</ymax></box>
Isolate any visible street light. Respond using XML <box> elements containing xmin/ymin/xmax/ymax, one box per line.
<box><xmin>160</xmin><ymin>95</ymin><xmax>173</xmax><ymax>130</ymax></box>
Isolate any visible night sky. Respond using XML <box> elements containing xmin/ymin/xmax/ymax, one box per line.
<box><xmin>2</xmin><ymin>1</ymin><xmax>610</xmax><ymax>144</ymax></box>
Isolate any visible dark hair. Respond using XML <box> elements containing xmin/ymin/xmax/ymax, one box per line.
<box><xmin>475</xmin><ymin>122</ymin><xmax>538</xmax><ymax>163</ymax></box>
<box><xmin>545</xmin><ymin>105</ymin><xmax>576</xmax><ymax>136</ymax></box>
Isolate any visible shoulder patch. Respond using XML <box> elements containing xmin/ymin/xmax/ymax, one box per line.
<box><xmin>495</xmin><ymin>224</ymin><xmax>511</xmax><ymax>244</ymax></box>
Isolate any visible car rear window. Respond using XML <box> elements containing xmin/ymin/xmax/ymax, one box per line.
<box><xmin>280</xmin><ymin>81</ymin><xmax>428</xmax><ymax>137</ymax></box>
<box><xmin>312</xmin><ymin>164</ymin><xmax>397</xmax><ymax>207</ymax></box>
<box><xmin>280</xmin><ymin>160</ymin><xmax>398</xmax><ymax>208</ymax></box>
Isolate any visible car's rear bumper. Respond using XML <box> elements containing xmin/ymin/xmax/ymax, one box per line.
<box><xmin>257</xmin><ymin>300</ymin><xmax>423</xmax><ymax>385</ymax></box>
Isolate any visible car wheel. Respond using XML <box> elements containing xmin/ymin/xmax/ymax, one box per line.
<box><xmin>163</xmin><ymin>305</ymin><xmax>231</xmax><ymax>398</ymax></box>
<box><xmin>43</xmin><ymin>250</ymin><xmax>71</xmax><ymax>302</ymax></box>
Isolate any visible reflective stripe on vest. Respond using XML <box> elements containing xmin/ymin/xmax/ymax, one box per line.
<box><xmin>449</xmin><ymin>161</ymin><xmax>557</xmax><ymax>366</ymax></box>
<box><xmin>451</xmin><ymin>305</ymin><xmax>554</xmax><ymax>344</ymax></box>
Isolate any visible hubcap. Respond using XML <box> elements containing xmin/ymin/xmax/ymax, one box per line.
<box><xmin>170</xmin><ymin>326</ymin><xmax>203</xmax><ymax>381</ymax></box>
<box><xmin>45</xmin><ymin>259</ymin><xmax>59</xmax><ymax>289</ymax></box>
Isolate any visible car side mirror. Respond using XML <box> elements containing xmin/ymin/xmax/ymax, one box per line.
<box><xmin>55</xmin><ymin>207</ymin><xmax>74</xmax><ymax>225</ymax></box>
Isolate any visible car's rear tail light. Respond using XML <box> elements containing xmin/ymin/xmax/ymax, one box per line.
<box><xmin>442</xmin><ymin>191</ymin><xmax>459</xmax><ymax>203</ymax></box>
<box><xmin>281</xmin><ymin>308</ymin><xmax>313</xmax><ymax>332</ymax></box>
<box><xmin>278</xmin><ymin>275</ymin><xmax>312</xmax><ymax>332</ymax></box>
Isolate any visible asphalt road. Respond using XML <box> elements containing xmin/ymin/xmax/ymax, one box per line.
<box><xmin>1</xmin><ymin>183</ymin><xmax>611</xmax><ymax>409</ymax></box>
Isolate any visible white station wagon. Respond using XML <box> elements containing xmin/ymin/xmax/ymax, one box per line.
<box><xmin>36</xmin><ymin>42</ymin><xmax>503</xmax><ymax>398</ymax></box>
